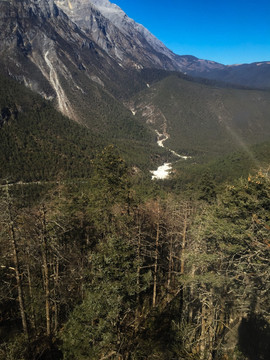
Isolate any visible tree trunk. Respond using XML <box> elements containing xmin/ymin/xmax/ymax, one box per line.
<box><xmin>188</xmin><ymin>264</ymin><xmax>196</xmax><ymax>323</ymax></box>
<box><xmin>26</xmin><ymin>262</ymin><xmax>36</xmax><ymax>331</ymax></box>
<box><xmin>200</xmin><ymin>300</ymin><xmax>207</xmax><ymax>359</ymax></box>
<box><xmin>152</xmin><ymin>206</ymin><xmax>160</xmax><ymax>307</ymax></box>
<box><xmin>6</xmin><ymin>185</ymin><xmax>29</xmax><ymax>339</ymax></box>
<box><xmin>53</xmin><ymin>257</ymin><xmax>59</xmax><ymax>333</ymax></box>
<box><xmin>180</xmin><ymin>208</ymin><xmax>188</xmax><ymax>275</ymax></box>
<box><xmin>167</xmin><ymin>235</ymin><xmax>173</xmax><ymax>289</ymax></box>
<box><xmin>41</xmin><ymin>205</ymin><xmax>51</xmax><ymax>338</ymax></box>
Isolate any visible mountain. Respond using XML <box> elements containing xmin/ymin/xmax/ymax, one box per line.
<box><xmin>55</xmin><ymin>0</ymin><xmax>230</xmax><ymax>75</ymax></box>
<box><xmin>0</xmin><ymin>0</ymin><xmax>226</xmax><ymax>139</ymax></box>
<box><xmin>0</xmin><ymin>0</ymin><xmax>157</xmax><ymax>124</ymax></box>
<box><xmin>55</xmin><ymin>0</ymin><xmax>270</xmax><ymax>89</ymax></box>
<box><xmin>1</xmin><ymin>0</ymin><xmax>269</xmax><ymax>127</ymax></box>
<box><xmin>0</xmin><ymin>0</ymin><xmax>270</xmax><ymax>182</ymax></box>
<box><xmin>54</xmin><ymin>0</ymin><xmax>182</xmax><ymax>71</ymax></box>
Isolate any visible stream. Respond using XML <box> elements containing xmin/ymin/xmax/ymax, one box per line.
<box><xmin>150</xmin><ymin>130</ymin><xmax>190</xmax><ymax>180</ymax></box>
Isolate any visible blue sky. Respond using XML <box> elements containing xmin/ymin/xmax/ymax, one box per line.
<box><xmin>113</xmin><ymin>0</ymin><xmax>270</xmax><ymax>65</ymax></box>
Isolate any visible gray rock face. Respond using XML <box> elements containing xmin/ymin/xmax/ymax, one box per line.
<box><xmin>54</xmin><ymin>0</ymin><xmax>183</xmax><ymax>71</ymax></box>
<box><xmin>0</xmin><ymin>0</ymin><xmax>131</xmax><ymax>122</ymax></box>
<box><xmin>4</xmin><ymin>0</ymin><xmax>227</xmax><ymax>81</ymax></box>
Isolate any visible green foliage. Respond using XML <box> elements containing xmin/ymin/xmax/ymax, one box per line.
<box><xmin>61</xmin><ymin>235</ymin><xmax>146</xmax><ymax>359</ymax></box>
<box><xmin>91</xmin><ymin>145</ymin><xmax>129</xmax><ymax>194</ymax></box>
<box><xmin>185</xmin><ymin>172</ymin><xmax>270</xmax><ymax>357</ymax></box>
<box><xmin>168</xmin><ymin>140</ymin><xmax>270</xmax><ymax>193</ymax></box>
<box><xmin>197</xmin><ymin>172</ymin><xmax>217</xmax><ymax>203</ymax></box>
<box><xmin>0</xmin><ymin>334</ymin><xmax>29</xmax><ymax>360</ymax></box>
<box><xmin>0</xmin><ymin>73</ymin><xmax>103</xmax><ymax>182</ymax></box>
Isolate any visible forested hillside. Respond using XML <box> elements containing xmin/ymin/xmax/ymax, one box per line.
<box><xmin>131</xmin><ymin>75</ymin><xmax>270</xmax><ymax>160</ymax></box>
<box><xmin>0</xmin><ymin>72</ymin><xmax>166</xmax><ymax>183</ymax></box>
<box><xmin>0</xmin><ymin>145</ymin><xmax>269</xmax><ymax>359</ymax></box>
<box><xmin>1</xmin><ymin>63</ymin><xmax>270</xmax><ymax>360</ymax></box>
<box><xmin>164</xmin><ymin>140</ymin><xmax>270</xmax><ymax>193</ymax></box>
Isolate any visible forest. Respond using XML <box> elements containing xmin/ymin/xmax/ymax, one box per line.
<box><xmin>0</xmin><ymin>145</ymin><xmax>269</xmax><ymax>360</ymax></box>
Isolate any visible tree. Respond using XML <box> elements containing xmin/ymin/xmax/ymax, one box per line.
<box><xmin>86</xmin><ymin>145</ymin><xmax>130</xmax><ymax>237</ymax></box>
<box><xmin>0</xmin><ymin>184</ymin><xmax>29</xmax><ymax>339</ymax></box>
<box><xmin>61</xmin><ymin>234</ymin><xmax>150</xmax><ymax>360</ymax></box>
<box><xmin>184</xmin><ymin>172</ymin><xmax>270</xmax><ymax>359</ymax></box>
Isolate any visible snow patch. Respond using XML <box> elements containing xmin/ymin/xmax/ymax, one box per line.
<box><xmin>133</xmin><ymin>63</ymin><xmax>143</xmax><ymax>70</ymax></box>
<box><xmin>151</xmin><ymin>163</ymin><xmax>172</xmax><ymax>180</ymax></box>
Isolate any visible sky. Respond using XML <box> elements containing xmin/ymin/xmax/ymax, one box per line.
<box><xmin>113</xmin><ymin>0</ymin><xmax>270</xmax><ymax>65</ymax></box>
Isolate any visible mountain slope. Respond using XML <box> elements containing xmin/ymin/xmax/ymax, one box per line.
<box><xmin>1</xmin><ymin>0</ymin><xmax>269</xmax><ymax>133</ymax></box>
<box><xmin>0</xmin><ymin>0</ymin><xmax>157</xmax><ymax>128</ymax></box>
<box><xmin>171</xmin><ymin>140</ymin><xmax>270</xmax><ymax>190</ymax></box>
<box><xmin>130</xmin><ymin>74</ymin><xmax>270</xmax><ymax>160</ymax></box>
<box><xmin>1</xmin><ymin>0</ymin><xmax>270</xmax><ymax>178</ymax></box>
<box><xmin>0</xmin><ymin>71</ymin><xmax>101</xmax><ymax>182</ymax></box>
<box><xmin>0</xmin><ymin>71</ymin><xmax>165</xmax><ymax>182</ymax></box>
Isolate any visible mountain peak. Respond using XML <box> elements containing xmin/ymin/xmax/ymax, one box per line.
<box><xmin>55</xmin><ymin>0</ymin><xmax>179</xmax><ymax>69</ymax></box>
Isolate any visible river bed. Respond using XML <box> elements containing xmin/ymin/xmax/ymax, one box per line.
<box><xmin>150</xmin><ymin>130</ymin><xmax>190</xmax><ymax>180</ymax></box>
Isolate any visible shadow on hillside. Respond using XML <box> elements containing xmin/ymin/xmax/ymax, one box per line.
<box><xmin>238</xmin><ymin>314</ymin><xmax>270</xmax><ymax>360</ymax></box>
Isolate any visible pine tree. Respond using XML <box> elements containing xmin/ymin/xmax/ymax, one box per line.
<box><xmin>61</xmin><ymin>234</ymin><xmax>150</xmax><ymax>359</ymax></box>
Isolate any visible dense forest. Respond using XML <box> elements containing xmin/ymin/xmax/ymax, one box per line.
<box><xmin>0</xmin><ymin>145</ymin><xmax>269</xmax><ymax>360</ymax></box>
<box><xmin>0</xmin><ymin>71</ymin><xmax>167</xmax><ymax>183</ymax></box>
